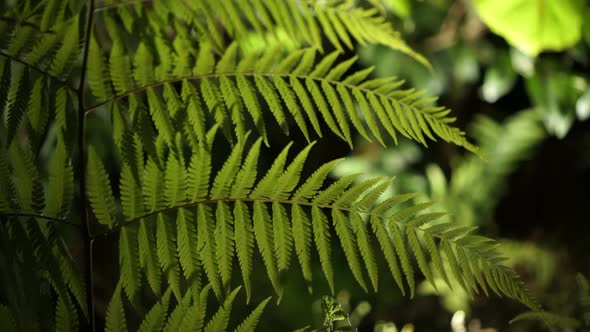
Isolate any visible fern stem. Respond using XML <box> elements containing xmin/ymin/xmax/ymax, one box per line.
<box><xmin>0</xmin><ymin>51</ymin><xmax>75</xmax><ymax>89</ymax></box>
<box><xmin>0</xmin><ymin>213</ymin><xmax>79</xmax><ymax>226</ymax></box>
<box><xmin>82</xmin><ymin>72</ymin><xmax>442</xmax><ymax>126</ymax></box>
<box><xmin>92</xmin><ymin>197</ymin><xmax>401</xmax><ymax>238</ymax></box>
<box><xmin>78</xmin><ymin>0</ymin><xmax>96</xmax><ymax>330</ymax></box>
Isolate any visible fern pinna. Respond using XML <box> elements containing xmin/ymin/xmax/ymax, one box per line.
<box><xmin>0</xmin><ymin>0</ymin><xmax>539</xmax><ymax>331</ymax></box>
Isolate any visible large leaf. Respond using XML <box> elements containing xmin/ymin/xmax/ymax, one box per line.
<box><xmin>472</xmin><ymin>0</ymin><xmax>586</xmax><ymax>55</ymax></box>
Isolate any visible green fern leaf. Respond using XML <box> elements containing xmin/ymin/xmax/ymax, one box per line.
<box><xmin>55</xmin><ymin>242</ymin><xmax>88</xmax><ymax>318</ymax></box>
<box><xmin>255</xmin><ymin>75</ymin><xmax>289</xmax><ymax>135</ymax></box>
<box><xmin>293</xmin><ymin>159</ymin><xmax>343</xmax><ymax>201</ymax></box>
<box><xmin>312</xmin><ymin>206</ymin><xmax>334</xmax><ymax>293</ymax></box>
<box><xmin>274</xmin><ymin>76</ymin><xmax>310</xmax><ymax>141</ymax></box>
<box><xmin>510</xmin><ymin>311</ymin><xmax>580</xmax><ymax>330</ymax></box>
<box><xmin>291</xmin><ymin>204</ymin><xmax>313</xmax><ymax>286</ymax></box>
<box><xmin>253</xmin><ymin>201</ymin><xmax>282</xmax><ymax>297</ymax></box>
<box><xmin>6</xmin><ymin>66</ymin><xmax>30</xmax><ymax>144</ymax></box>
<box><xmin>272</xmin><ymin>142</ymin><xmax>315</xmax><ymax>199</ymax></box>
<box><xmin>272</xmin><ymin>201</ymin><xmax>293</xmax><ymax>273</ymax></box>
<box><xmin>371</xmin><ymin>215</ymin><xmax>405</xmax><ymax>295</ymax></box>
<box><xmin>390</xmin><ymin>223</ymin><xmax>415</xmax><ymax>297</ymax></box>
<box><xmin>314</xmin><ymin>5</ymin><xmax>343</xmax><ymax>52</ymax></box>
<box><xmin>188</xmin><ymin>144</ymin><xmax>211</xmax><ymax>201</ymax></box>
<box><xmin>87</xmin><ymin>146</ymin><xmax>117</xmax><ymax>227</ymax></box>
<box><xmin>232</xmin><ymin>138</ymin><xmax>263</xmax><ymax>198</ymax></box>
<box><xmin>156</xmin><ymin>213</ymin><xmax>182</xmax><ymax>299</ymax></box>
<box><xmin>179</xmin><ymin>285</ymin><xmax>211</xmax><ymax>331</ymax></box>
<box><xmin>134</xmin><ymin>41</ymin><xmax>155</xmax><ymax>85</ymax></box>
<box><xmin>290</xmin><ymin>76</ymin><xmax>323</xmax><ymax>137</ymax></box>
<box><xmin>26</xmin><ymin>77</ymin><xmax>48</xmax><ymax>136</ymax></box>
<box><xmin>143</xmin><ymin>158</ymin><xmax>165</xmax><ymax>212</ymax></box>
<box><xmin>351</xmin><ymin>212</ymin><xmax>379</xmax><ymax>291</ymax></box>
<box><xmin>332</xmin><ymin>209</ymin><xmax>367</xmax><ymax>291</ymax></box>
<box><xmin>236</xmin><ymin>76</ymin><xmax>268</xmax><ymax>144</ymax></box>
<box><xmin>44</xmin><ymin>135</ymin><xmax>74</xmax><ymax>218</ymax></box>
<box><xmin>0</xmin><ymin>59</ymin><xmax>11</xmax><ymax>118</ymax></box>
<box><xmin>406</xmin><ymin>227</ymin><xmax>436</xmax><ymax>291</ymax></box>
<box><xmin>184</xmin><ymin>82</ymin><xmax>208</xmax><ymax>143</ymax></box>
<box><xmin>233</xmin><ymin>297</ymin><xmax>272</xmax><ymax>332</ymax></box>
<box><xmin>120</xmin><ymin>164</ymin><xmax>144</xmax><ymax>220</ymax></box>
<box><xmin>305</xmin><ymin>78</ymin><xmax>345</xmax><ymax>141</ymax></box>
<box><xmin>197</xmin><ymin>204</ymin><xmax>224</xmax><ymax>299</ymax></box>
<box><xmin>216</xmin><ymin>201</ymin><xmax>235</xmax><ymax>290</ymax></box>
<box><xmin>105</xmin><ymin>284</ymin><xmax>127</xmax><ymax>332</ymax></box>
<box><xmin>234</xmin><ymin>200</ymin><xmax>255</xmax><ymax>302</ymax></box>
<box><xmin>322</xmin><ymin>80</ymin><xmax>352</xmax><ymax>146</ymax></box>
<box><xmin>251</xmin><ymin>142</ymin><xmax>293</xmax><ymax>199</ymax></box>
<box><xmin>109</xmin><ymin>41</ymin><xmax>134</xmax><ymax>94</ymax></box>
<box><xmin>120</xmin><ymin>225</ymin><xmax>141</xmax><ymax>301</ymax></box>
<box><xmin>50</xmin><ymin>17</ymin><xmax>79</xmax><ymax>78</ymax></box>
<box><xmin>54</xmin><ymin>86</ymin><xmax>70</xmax><ymax>131</ymax></box>
<box><xmin>176</xmin><ymin>208</ymin><xmax>200</xmax><ymax>280</ymax></box>
<box><xmin>211</xmin><ymin>137</ymin><xmax>247</xmax><ymax>199</ymax></box>
<box><xmin>138</xmin><ymin>219</ymin><xmax>162</xmax><ymax>295</ymax></box>
<box><xmin>55</xmin><ymin>295</ymin><xmax>78</xmax><ymax>332</ymax></box>
<box><xmin>164</xmin><ymin>153</ymin><xmax>186</xmax><ymax>206</ymax></box>
<box><xmin>147</xmin><ymin>87</ymin><xmax>175</xmax><ymax>145</ymax></box>
<box><xmin>138</xmin><ymin>289</ymin><xmax>171</xmax><ymax>332</ymax></box>
<box><xmin>163</xmin><ymin>290</ymin><xmax>192</xmax><ymax>332</ymax></box>
<box><xmin>88</xmin><ymin>33</ymin><xmax>112</xmax><ymax>101</ymax></box>
<box><xmin>204</xmin><ymin>287</ymin><xmax>241</xmax><ymax>332</ymax></box>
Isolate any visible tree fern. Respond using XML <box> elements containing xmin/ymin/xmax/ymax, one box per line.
<box><xmin>0</xmin><ymin>0</ymin><xmax>545</xmax><ymax>331</ymax></box>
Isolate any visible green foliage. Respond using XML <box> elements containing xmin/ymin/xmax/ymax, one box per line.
<box><xmin>0</xmin><ymin>0</ymin><xmax>546</xmax><ymax>331</ymax></box>
<box><xmin>472</xmin><ymin>0</ymin><xmax>586</xmax><ymax>55</ymax></box>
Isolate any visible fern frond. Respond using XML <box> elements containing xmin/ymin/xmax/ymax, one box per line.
<box><xmin>234</xmin><ymin>200</ymin><xmax>255</xmax><ymax>303</ymax></box>
<box><xmin>160</xmin><ymin>0</ymin><xmax>427</xmax><ymax>66</ymax></box>
<box><xmin>87</xmin><ymin>146</ymin><xmax>117</xmax><ymax>227</ymax></box>
<box><xmin>156</xmin><ymin>213</ymin><xmax>182</xmax><ymax>299</ymax></box>
<box><xmin>510</xmin><ymin>311</ymin><xmax>580</xmax><ymax>331</ymax></box>
<box><xmin>44</xmin><ymin>135</ymin><xmax>74</xmax><ymax>218</ymax></box>
<box><xmin>178</xmin><ymin>284</ymin><xmax>211</xmax><ymax>331</ymax></box>
<box><xmin>105</xmin><ymin>283</ymin><xmax>127</xmax><ymax>332</ymax></box>
<box><xmin>90</xmin><ymin>47</ymin><xmax>476</xmax><ymax>153</ymax></box>
<box><xmin>204</xmin><ymin>286</ymin><xmax>241</xmax><ymax>332</ymax></box>
<box><xmin>138</xmin><ymin>219</ymin><xmax>162</xmax><ymax>295</ymax></box>
<box><xmin>120</xmin><ymin>225</ymin><xmax>141</xmax><ymax>301</ymax></box>
<box><xmin>49</xmin><ymin>16</ymin><xmax>80</xmax><ymax>79</ymax></box>
<box><xmin>198</xmin><ymin>204</ymin><xmax>224</xmax><ymax>299</ymax></box>
<box><xmin>253</xmin><ymin>200</ymin><xmax>282</xmax><ymax>297</ymax></box>
<box><xmin>176</xmin><ymin>208</ymin><xmax>200</xmax><ymax>281</ymax></box>
<box><xmin>55</xmin><ymin>294</ymin><xmax>78</xmax><ymax>332</ymax></box>
<box><xmin>5</xmin><ymin>65</ymin><xmax>30</xmax><ymax>145</ymax></box>
<box><xmin>233</xmin><ymin>297</ymin><xmax>272</xmax><ymax>332</ymax></box>
<box><xmin>138</xmin><ymin>289</ymin><xmax>171</xmax><ymax>332</ymax></box>
<box><xmin>87</xmin><ymin>33</ymin><xmax>112</xmax><ymax>100</ymax></box>
<box><xmin>216</xmin><ymin>201</ymin><xmax>235</xmax><ymax>291</ymax></box>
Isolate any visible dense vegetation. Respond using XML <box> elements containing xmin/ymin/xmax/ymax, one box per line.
<box><xmin>0</xmin><ymin>0</ymin><xmax>589</xmax><ymax>331</ymax></box>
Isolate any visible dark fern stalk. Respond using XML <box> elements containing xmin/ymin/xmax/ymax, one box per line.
<box><xmin>79</xmin><ymin>0</ymin><xmax>96</xmax><ymax>330</ymax></box>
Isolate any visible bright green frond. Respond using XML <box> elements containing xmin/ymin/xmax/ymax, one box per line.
<box><xmin>87</xmin><ymin>146</ymin><xmax>117</xmax><ymax>227</ymax></box>
<box><xmin>233</xmin><ymin>297</ymin><xmax>272</xmax><ymax>332</ymax></box>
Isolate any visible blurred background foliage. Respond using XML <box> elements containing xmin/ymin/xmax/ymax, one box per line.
<box><xmin>274</xmin><ymin>0</ymin><xmax>590</xmax><ymax>331</ymax></box>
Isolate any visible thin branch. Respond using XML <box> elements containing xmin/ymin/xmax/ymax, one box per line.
<box><xmin>78</xmin><ymin>0</ymin><xmax>96</xmax><ymax>330</ymax></box>
<box><xmin>0</xmin><ymin>50</ymin><xmax>76</xmax><ymax>90</ymax></box>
